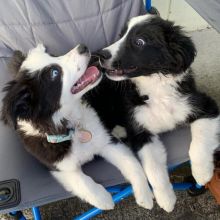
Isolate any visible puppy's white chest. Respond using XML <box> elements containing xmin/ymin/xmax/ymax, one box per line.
<box><xmin>69</xmin><ymin>105</ymin><xmax>111</xmax><ymax>163</ymax></box>
<box><xmin>132</xmin><ymin>75</ymin><xmax>191</xmax><ymax>134</ymax></box>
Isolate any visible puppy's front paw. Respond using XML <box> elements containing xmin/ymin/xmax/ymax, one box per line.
<box><xmin>90</xmin><ymin>188</ymin><xmax>114</xmax><ymax>210</ymax></box>
<box><xmin>135</xmin><ymin>188</ymin><xmax>154</xmax><ymax>210</ymax></box>
<box><xmin>136</xmin><ymin>195</ymin><xmax>154</xmax><ymax>210</ymax></box>
<box><xmin>192</xmin><ymin>162</ymin><xmax>214</xmax><ymax>185</ymax></box>
<box><xmin>154</xmin><ymin>188</ymin><xmax>176</xmax><ymax>212</ymax></box>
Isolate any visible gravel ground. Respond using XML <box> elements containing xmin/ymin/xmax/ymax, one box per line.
<box><xmin>1</xmin><ymin>190</ymin><xmax>220</xmax><ymax>219</ymax></box>
<box><xmin>1</xmin><ymin>28</ymin><xmax>220</xmax><ymax>220</ymax></box>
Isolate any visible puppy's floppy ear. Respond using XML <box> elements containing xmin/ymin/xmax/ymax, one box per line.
<box><xmin>9</xmin><ymin>50</ymin><xmax>26</xmax><ymax>76</ymax></box>
<box><xmin>164</xmin><ymin>22</ymin><xmax>196</xmax><ymax>73</ymax></box>
<box><xmin>2</xmin><ymin>84</ymin><xmax>33</xmax><ymax>129</ymax></box>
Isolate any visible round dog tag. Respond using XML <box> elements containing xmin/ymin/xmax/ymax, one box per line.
<box><xmin>78</xmin><ymin>129</ymin><xmax>92</xmax><ymax>143</ymax></box>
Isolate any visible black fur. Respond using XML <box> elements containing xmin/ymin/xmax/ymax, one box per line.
<box><xmin>8</xmin><ymin>50</ymin><xmax>26</xmax><ymax>77</ymax></box>
<box><xmin>1</xmin><ymin>52</ymin><xmax>71</xmax><ymax>167</ymax></box>
<box><xmin>111</xmin><ymin>17</ymin><xmax>196</xmax><ymax>76</ymax></box>
<box><xmin>85</xmin><ymin>15</ymin><xmax>219</xmax><ymax>154</ymax></box>
<box><xmin>177</xmin><ymin>70</ymin><xmax>219</xmax><ymax>122</ymax></box>
<box><xmin>84</xmin><ymin>76</ymin><xmax>153</xmax><ymax>152</ymax></box>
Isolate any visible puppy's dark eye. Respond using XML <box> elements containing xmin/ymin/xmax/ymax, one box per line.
<box><xmin>50</xmin><ymin>68</ymin><xmax>60</xmax><ymax>80</ymax></box>
<box><xmin>134</xmin><ymin>38</ymin><xmax>146</xmax><ymax>47</ymax></box>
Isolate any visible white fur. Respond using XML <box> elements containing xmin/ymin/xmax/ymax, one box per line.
<box><xmin>132</xmin><ymin>74</ymin><xmax>192</xmax><ymax>134</ymax></box>
<box><xmin>101</xmin><ymin>14</ymin><xmax>220</xmax><ymax>212</ymax></box>
<box><xmin>103</xmin><ymin>14</ymin><xmax>153</xmax><ymax>71</ymax></box>
<box><xmin>52</xmin><ymin>169</ymin><xmax>114</xmax><ymax>210</ymax></box>
<box><xmin>52</xmin><ymin>111</ymin><xmax>63</xmax><ymax>127</ymax></box>
<box><xmin>21</xmin><ymin>44</ymin><xmax>153</xmax><ymax>210</ymax></box>
<box><xmin>100</xmin><ymin>143</ymin><xmax>153</xmax><ymax>209</ymax></box>
<box><xmin>21</xmin><ymin>44</ymin><xmax>89</xmax><ymax>85</ymax></box>
<box><xmin>111</xmin><ymin>125</ymin><xmax>127</xmax><ymax>139</ymax></box>
<box><xmin>138</xmin><ymin>136</ymin><xmax>176</xmax><ymax>212</ymax></box>
<box><xmin>189</xmin><ymin>116</ymin><xmax>220</xmax><ymax>185</ymax></box>
<box><xmin>52</xmin><ymin>100</ymin><xmax>153</xmax><ymax>209</ymax></box>
<box><xmin>18</xmin><ymin>119</ymin><xmax>42</xmax><ymax>137</ymax></box>
<box><xmin>21</xmin><ymin>44</ymin><xmax>54</xmax><ymax>73</ymax></box>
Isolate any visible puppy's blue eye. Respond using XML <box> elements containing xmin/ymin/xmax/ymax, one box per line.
<box><xmin>50</xmin><ymin>68</ymin><xmax>59</xmax><ymax>79</ymax></box>
<box><xmin>134</xmin><ymin>38</ymin><xmax>145</xmax><ymax>47</ymax></box>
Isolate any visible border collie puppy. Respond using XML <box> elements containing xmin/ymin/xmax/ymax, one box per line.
<box><xmin>1</xmin><ymin>44</ymin><xmax>154</xmax><ymax>210</ymax></box>
<box><xmin>87</xmin><ymin>15</ymin><xmax>220</xmax><ymax>211</ymax></box>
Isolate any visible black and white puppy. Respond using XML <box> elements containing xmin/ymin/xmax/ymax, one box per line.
<box><xmin>87</xmin><ymin>14</ymin><xmax>220</xmax><ymax>211</ymax></box>
<box><xmin>1</xmin><ymin>44</ymin><xmax>154</xmax><ymax>210</ymax></box>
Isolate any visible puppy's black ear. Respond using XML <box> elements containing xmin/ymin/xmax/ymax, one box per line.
<box><xmin>164</xmin><ymin>22</ymin><xmax>196</xmax><ymax>73</ymax></box>
<box><xmin>9</xmin><ymin>51</ymin><xmax>26</xmax><ymax>76</ymax></box>
<box><xmin>2</xmin><ymin>84</ymin><xmax>32</xmax><ymax>129</ymax></box>
<box><xmin>12</xmin><ymin>86</ymin><xmax>32</xmax><ymax>124</ymax></box>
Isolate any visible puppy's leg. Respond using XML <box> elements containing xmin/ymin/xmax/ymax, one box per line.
<box><xmin>100</xmin><ymin>142</ymin><xmax>154</xmax><ymax>210</ymax></box>
<box><xmin>51</xmin><ymin>168</ymin><xmax>114</xmax><ymax>210</ymax></box>
<box><xmin>188</xmin><ymin>93</ymin><xmax>220</xmax><ymax>185</ymax></box>
<box><xmin>138</xmin><ymin>135</ymin><xmax>176</xmax><ymax>212</ymax></box>
<box><xmin>189</xmin><ymin>116</ymin><xmax>220</xmax><ymax>185</ymax></box>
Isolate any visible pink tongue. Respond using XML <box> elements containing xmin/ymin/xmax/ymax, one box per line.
<box><xmin>81</xmin><ymin>66</ymin><xmax>99</xmax><ymax>81</ymax></box>
<box><xmin>71</xmin><ymin>66</ymin><xmax>100</xmax><ymax>94</ymax></box>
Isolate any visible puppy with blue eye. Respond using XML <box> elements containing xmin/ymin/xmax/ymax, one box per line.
<box><xmin>1</xmin><ymin>44</ymin><xmax>154</xmax><ymax>210</ymax></box>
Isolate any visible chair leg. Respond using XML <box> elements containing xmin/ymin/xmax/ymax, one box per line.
<box><xmin>9</xmin><ymin>211</ymin><xmax>26</xmax><ymax>220</ymax></box>
<box><xmin>145</xmin><ymin>0</ymin><xmax>152</xmax><ymax>12</ymax></box>
<box><xmin>32</xmin><ymin>207</ymin><xmax>42</xmax><ymax>220</ymax></box>
<box><xmin>187</xmin><ymin>182</ymin><xmax>206</xmax><ymax>196</ymax></box>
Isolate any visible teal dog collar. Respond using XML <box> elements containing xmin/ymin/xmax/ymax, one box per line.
<box><xmin>47</xmin><ymin>128</ymin><xmax>75</xmax><ymax>143</ymax></box>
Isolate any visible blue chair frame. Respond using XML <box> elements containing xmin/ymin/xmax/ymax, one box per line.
<box><xmin>145</xmin><ymin>0</ymin><xmax>152</xmax><ymax>12</ymax></box>
<box><xmin>9</xmin><ymin>161</ymin><xmax>203</xmax><ymax>220</ymax></box>
<box><xmin>7</xmin><ymin>0</ymin><xmax>203</xmax><ymax>219</ymax></box>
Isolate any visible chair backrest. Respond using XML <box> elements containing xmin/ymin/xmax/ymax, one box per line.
<box><xmin>0</xmin><ymin>0</ymin><xmax>145</xmax><ymax>213</ymax></box>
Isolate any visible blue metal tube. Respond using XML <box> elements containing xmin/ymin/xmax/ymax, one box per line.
<box><xmin>32</xmin><ymin>207</ymin><xmax>42</xmax><ymax>220</ymax></box>
<box><xmin>145</xmin><ymin>0</ymin><xmax>152</xmax><ymax>12</ymax></box>
<box><xmin>112</xmin><ymin>185</ymin><xmax>132</xmax><ymax>203</ymax></box>
<box><xmin>196</xmin><ymin>183</ymin><xmax>203</xmax><ymax>189</ymax></box>
<box><xmin>9</xmin><ymin>211</ymin><xmax>27</xmax><ymax>220</ymax></box>
<box><xmin>106</xmin><ymin>185</ymin><xmax>125</xmax><ymax>193</ymax></box>
<box><xmin>74</xmin><ymin>186</ymin><xmax>133</xmax><ymax>220</ymax></box>
<box><xmin>172</xmin><ymin>182</ymin><xmax>193</xmax><ymax>190</ymax></box>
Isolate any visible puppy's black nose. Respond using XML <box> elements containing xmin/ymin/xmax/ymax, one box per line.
<box><xmin>96</xmin><ymin>49</ymin><xmax>112</xmax><ymax>60</ymax></box>
<box><xmin>77</xmin><ymin>44</ymin><xmax>89</xmax><ymax>54</ymax></box>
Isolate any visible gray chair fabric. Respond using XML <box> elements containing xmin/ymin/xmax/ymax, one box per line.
<box><xmin>186</xmin><ymin>0</ymin><xmax>220</xmax><ymax>33</ymax></box>
<box><xmin>0</xmin><ymin>0</ymin><xmax>191</xmax><ymax>213</ymax></box>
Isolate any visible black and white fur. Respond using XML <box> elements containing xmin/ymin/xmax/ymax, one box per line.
<box><xmin>1</xmin><ymin>44</ymin><xmax>154</xmax><ymax>210</ymax></box>
<box><xmin>86</xmin><ymin>14</ymin><xmax>220</xmax><ymax>211</ymax></box>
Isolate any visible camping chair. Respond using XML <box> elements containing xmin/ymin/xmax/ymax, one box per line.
<box><xmin>0</xmin><ymin>0</ymin><xmax>216</xmax><ymax>219</ymax></box>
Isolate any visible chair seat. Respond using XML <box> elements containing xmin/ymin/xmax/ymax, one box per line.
<box><xmin>0</xmin><ymin>122</ymin><xmax>191</xmax><ymax>214</ymax></box>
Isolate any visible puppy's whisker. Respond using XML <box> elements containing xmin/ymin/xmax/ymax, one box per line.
<box><xmin>98</xmin><ymin>58</ymin><xmax>104</xmax><ymax>68</ymax></box>
<box><xmin>91</xmin><ymin>55</ymin><xmax>104</xmax><ymax>68</ymax></box>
